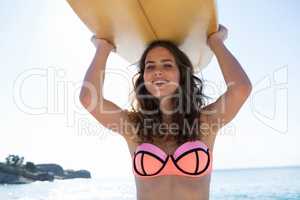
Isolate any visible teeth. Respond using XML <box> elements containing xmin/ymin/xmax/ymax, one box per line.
<box><xmin>154</xmin><ymin>80</ymin><xmax>168</xmax><ymax>84</ymax></box>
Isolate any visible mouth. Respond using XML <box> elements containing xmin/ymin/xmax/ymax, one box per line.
<box><xmin>152</xmin><ymin>80</ymin><xmax>169</xmax><ymax>87</ymax></box>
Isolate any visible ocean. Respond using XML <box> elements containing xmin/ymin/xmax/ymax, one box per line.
<box><xmin>1</xmin><ymin>166</ymin><xmax>299</xmax><ymax>200</ymax></box>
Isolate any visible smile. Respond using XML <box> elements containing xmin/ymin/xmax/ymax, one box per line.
<box><xmin>153</xmin><ymin>80</ymin><xmax>169</xmax><ymax>87</ymax></box>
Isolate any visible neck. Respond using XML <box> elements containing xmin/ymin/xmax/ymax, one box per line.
<box><xmin>159</xmin><ymin>96</ymin><xmax>173</xmax><ymax>123</ymax></box>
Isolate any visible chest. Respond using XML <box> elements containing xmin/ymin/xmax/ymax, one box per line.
<box><xmin>128</xmin><ymin>138</ymin><xmax>178</xmax><ymax>156</ymax></box>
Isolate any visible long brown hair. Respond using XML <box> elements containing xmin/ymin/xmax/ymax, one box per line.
<box><xmin>128</xmin><ymin>40</ymin><xmax>211</xmax><ymax>145</ymax></box>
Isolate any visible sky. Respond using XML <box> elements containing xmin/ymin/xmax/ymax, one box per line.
<box><xmin>0</xmin><ymin>0</ymin><xmax>299</xmax><ymax>178</ymax></box>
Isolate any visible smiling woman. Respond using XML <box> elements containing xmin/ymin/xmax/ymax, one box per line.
<box><xmin>79</xmin><ymin>23</ymin><xmax>252</xmax><ymax>199</ymax></box>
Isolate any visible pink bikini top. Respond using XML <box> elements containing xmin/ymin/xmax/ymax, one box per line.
<box><xmin>132</xmin><ymin>140</ymin><xmax>212</xmax><ymax>178</ymax></box>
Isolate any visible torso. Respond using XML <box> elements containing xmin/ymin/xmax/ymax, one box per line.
<box><xmin>124</xmin><ymin>122</ymin><xmax>217</xmax><ymax>200</ymax></box>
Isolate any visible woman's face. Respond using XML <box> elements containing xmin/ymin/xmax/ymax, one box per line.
<box><xmin>143</xmin><ymin>47</ymin><xmax>180</xmax><ymax>99</ymax></box>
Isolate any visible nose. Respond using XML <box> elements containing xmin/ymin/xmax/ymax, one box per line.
<box><xmin>154</xmin><ymin>68</ymin><xmax>163</xmax><ymax>77</ymax></box>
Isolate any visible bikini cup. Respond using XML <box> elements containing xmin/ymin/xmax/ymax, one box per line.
<box><xmin>133</xmin><ymin>140</ymin><xmax>211</xmax><ymax>176</ymax></box>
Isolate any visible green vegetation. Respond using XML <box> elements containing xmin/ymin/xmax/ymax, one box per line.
<box><xmin>5</xmin><ymin>155</ymin><xmax>24</xmax><ymax>167</ymax></box>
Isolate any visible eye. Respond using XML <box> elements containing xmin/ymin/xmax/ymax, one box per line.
<box><xmin>164</xmin><ymin>64</ymin><xmax>173</xmax><ymax>68</ymax></box>
<box><xmin>145</xmin><ymin>65</ymin><xmax>154</xmax><ymax>70</ymax></box>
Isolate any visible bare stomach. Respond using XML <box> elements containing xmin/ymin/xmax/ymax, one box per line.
<box><xmin>134</xmin><ymin>175</ymin><xmax>212</xmax><ymax>200</ymax></box>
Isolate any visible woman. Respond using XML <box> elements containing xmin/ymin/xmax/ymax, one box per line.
<box><xmin>79</xmin><ymin>24</ymin><xmax>252</xmax><ymax>200</ymax></box>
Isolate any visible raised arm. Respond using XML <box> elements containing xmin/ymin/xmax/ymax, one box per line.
<box><xmin>79</xmin><ymin>36</ymin><xmax>130</xmax><ymax>138</ymax></box>
<box><xmin>200</xmin><ymin>25</ymin><xmax>252</xmax><ymax>145</ymax></box>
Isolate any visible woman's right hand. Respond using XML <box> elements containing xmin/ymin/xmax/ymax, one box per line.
<box><xmin>90</xmin><ymin>35</ymin><xmax>116</xmax><ymax>52</ymax></box>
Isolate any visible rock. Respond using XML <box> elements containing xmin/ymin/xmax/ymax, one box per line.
<box><xmin>0</xmin><ymin>171</ymin><xmax>19</xmax><ymax>184</ymax></box>
<box><xmin>35</xmin><ymin>172</ymin><xmax>54</xmax><ymax>181</ymax></box>
<box><xmin>0</xmin><ymin>172</ymin><xmax>33</xmax><ymax>184</ymax></box>
<box><xmin>63</xmin><ymin>170</ymin><xmax>91</xmax><ymax>179</ymax></box>
<box><xmin>35</xmin><ymin>164</ymin><xmax>64</xmax><ymax>177</ymax></box>
<box><xmin>25</xmin><ymin>162</ymin><xmax>37</xmax><ymax>172</ymax></box>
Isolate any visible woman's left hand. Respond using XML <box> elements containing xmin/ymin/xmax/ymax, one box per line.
<box><xmin>207</xmin><ymin>24</ymin><xmax>228</xmax><ymax>47</ymax></box>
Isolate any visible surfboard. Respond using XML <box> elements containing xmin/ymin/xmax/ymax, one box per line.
<box><xmin>66</xmin><ymin>0</ymin><xmax>218</xmax><ymax>72</ymax></box>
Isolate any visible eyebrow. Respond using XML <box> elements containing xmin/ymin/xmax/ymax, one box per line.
<box><xmin>145</xmin><ymin>59</ymin><xmax>173</xmax><ymax>65</ymax></box>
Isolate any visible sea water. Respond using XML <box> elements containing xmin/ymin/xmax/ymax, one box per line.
<box><xmin>0</xmin><ymin>166</ymin><xmax>299</xmax><ymax>200</ymax></box>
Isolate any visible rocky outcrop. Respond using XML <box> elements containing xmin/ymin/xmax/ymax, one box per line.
<box><xmin>0</xmin><ymin>162</ymin><xmax>91</xmax><ymax>184</ymax></box>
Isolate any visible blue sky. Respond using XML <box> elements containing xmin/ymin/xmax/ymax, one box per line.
<box><xmin>0</xmin><ymin>0</ymin><xmax>299</xmax><ymax>178</ymax></box>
